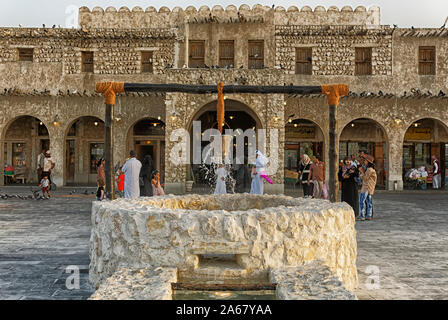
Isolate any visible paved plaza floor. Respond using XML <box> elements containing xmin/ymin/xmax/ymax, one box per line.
<box><xmin>0</xmin><ymin>186</ymin><xmax>447</xmax><ymax>300</ymax></box>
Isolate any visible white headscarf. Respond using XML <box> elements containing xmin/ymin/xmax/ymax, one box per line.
<box><xmin>255</xmin><ymin>150</ymin><xmax>269</xmax><ymax>168</ymax></box>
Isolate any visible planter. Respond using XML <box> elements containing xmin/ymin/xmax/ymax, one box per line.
<box><xmin>185</xmin><ymin>180</ymin><xmax>194</xmax><ymax>193</ymax></box>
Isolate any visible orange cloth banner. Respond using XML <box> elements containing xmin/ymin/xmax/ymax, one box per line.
<box><xmin>217</xmin><ymin>82</ymin><xmax>225</xmax><ymax>133</ymax></box>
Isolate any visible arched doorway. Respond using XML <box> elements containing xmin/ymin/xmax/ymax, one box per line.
<box><xmin>188</xmin><ymin>99</ymin><xmax>263</xmax><ymax>192</ymax></box>
<box><xmin>64</xmin><ymin>116</ymin><xmax>104</xmax><ymax>185</ymax></box>
<box><xmin>127</xmin><ymin>117</ymin><xmax>166</xmax><ymax>181</ymax></box>
<box><xmin>403</xmin><ymin>118</ymin><xmax>448</xmax><ymax>189</ymax></box>
<box><xmin>3</xmin><ymin>116</ymin><xmax>50</xmax><ymax>184</ymax></box>
<box><xmin>284</xmin><ymin>119</ymin><xmax>324</xmax><ymax>190</ymax></box>
<box><xmin>339</xmin><ymin>118</ymin><xmax>388</xmax><ymax>188</ymax></box>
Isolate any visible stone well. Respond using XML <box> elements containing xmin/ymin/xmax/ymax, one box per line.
<box><xmin>89</xmin><ymin>194</ymin><xmax>358</xmax><ymax>291</ymax></box>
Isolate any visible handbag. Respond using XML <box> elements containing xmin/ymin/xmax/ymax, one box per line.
<box><xmin>322</xmin><ymin>183</ymin><xmax>328</xmax><ymax>199</ymax></box>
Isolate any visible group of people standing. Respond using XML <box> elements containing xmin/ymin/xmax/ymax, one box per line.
<box><xmin>96</xmin><ymin>150</ymin><xmax>165</xmax><ymax>201</ymax></box>
<box><xmin>338</xmin><ymin>153</ymin><xmax>377</xmax><ymax>221</ymax></box>
<box><xmin>297</xmin><ymin>154</ymin><xmax>326</xmax><ymax>199</ymax></box>
<box><xmin>297</xmin><ymin>151</ymin><xmax>378</xmax><ymax>221</ymax></box>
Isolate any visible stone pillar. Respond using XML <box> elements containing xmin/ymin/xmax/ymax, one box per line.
<box><xmin>164</xmin><ymin>94</ymin><xmax>186</xmax><ymax>194</ymax></box>
<box><xmin>264</xmin><ymin>94</ymin><xmax>284</xmax><ymax>194</ymax></box>
<box><xmin>48</xmin><ymin>126</ymin><xmax>65</xmax><ymax>187</ymax></box>
<box><xmin>387</xmin><ymin>131</ymin><xmax>404</xmax><ymax>191</ymax></box>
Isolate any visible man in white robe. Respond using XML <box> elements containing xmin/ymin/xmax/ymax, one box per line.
<box><xmin>122</xmin><ymin>150</ymin><xmax>142</xmax><ymax>199</ymax></box>
<box><xmin>214</xmin><ymin>164</ymin><xmax>227</xmax><ymax>195</ymax></box>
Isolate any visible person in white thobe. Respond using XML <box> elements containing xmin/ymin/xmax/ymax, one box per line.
<box><xmin>250</xmin><ymin>151</ymin><xmax>269</xmax><ymax>195</ymax></box>
<box><xmin>214</xmin><ymin>164</ymin><xmax>227</xmax><ymax>195</ymax></box>
<box><xmin>121</xmin><ymin>151</ymin><xmax>142</xmax><ymax>199</ymax></box>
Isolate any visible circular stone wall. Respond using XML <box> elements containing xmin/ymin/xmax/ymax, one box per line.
<box><xmin>89</xmin><ymin>194</ymin><xmax>358</xmax><ymax>291</ymax></box>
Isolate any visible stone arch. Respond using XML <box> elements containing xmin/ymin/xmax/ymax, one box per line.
<box><xmin>126</xmin><ymin>117</ymin><xmax>166</xmax><ymax>181</ymax></box>
<box><xmin>187</xmin><ymin>98</ymin><xmax>263</xmax><ymax>132</ymax></box>
<box><xmin>63</xmin><ymin>116</ymin><xmax>105</xmax><ymax>185</ymax></box>
<box><xmin>1</xmin><ymin>115</ymin><xmax>51</xmax><ymax>185</ymax></box>
<box><xmin>339</xmin><ymin>117</ymin><xmax>389</xmax><ymax>188</ymax></box>
<box><xmin>402</xmin><ymin>117</ymin><xmax>448</xmax><ymax>189</ymax></box>
<box><xmin>284</xmin><ymin>117</ymin><xmax>326</xmax><ymax>190</ymax></box>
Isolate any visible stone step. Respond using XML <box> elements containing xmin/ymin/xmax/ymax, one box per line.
<box><xmin>190</xmin><ymin>241</ymin><xmax>250</xmax><ymax>255</ymax></box>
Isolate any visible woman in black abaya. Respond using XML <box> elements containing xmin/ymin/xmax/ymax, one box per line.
<box><xmin>338</xmin><ymin>157</ymin><xmax>359</xmax><ymax>217</ymax></box>
<box><xmin>140</xmin><ymin>155</ymin><xmax>154</xmax><ymax>196</ymax></box>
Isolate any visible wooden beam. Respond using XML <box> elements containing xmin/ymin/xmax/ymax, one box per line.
<box><xmin>124</xmin><ymin>83</ymin><xmax>322</xmax><ymax>95</ymax></box>
<box><xmin>105</xmin><ymin>104</ymin><xmax>115</xmax><ymax>200</ymax></box>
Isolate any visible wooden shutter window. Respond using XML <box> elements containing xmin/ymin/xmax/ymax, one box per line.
<box><xmin>295</xmin><ymin>48</ymin><xmax>312</xmax><ymax>75</ymax></box>
<box><xmin>141</xmin><ymin>51</ymin><xmax>153</xmax><ymax>73</ymax></box>
<box><xmin>189</xmin><ymin>40</ymin><xmax>205</xmax><ymax>68</ymax></box>
<box><xmin>248</xmin><ymin>40</ymin><xmax>264</xmax><ymax>69</ymax></box>
<box><xmin>82</xmin><ymin>51</ymin><xmax>94</xmax><ymax>73</ymax></box>
<box><xmin>419</xmin><ymin>46</ymin><xmax>435</xmax><ymax>75</ymax></box>
<box><xmin>219</xmin><ymin>40</ymin><xmax>234</xmax><ymax>68</ymax></box>
<box><xmin>18</xmin><ymin>48</ymin><xmax>33</xmax><ymax>62</ymax></box>
<box><xmin>355</xmin><ymin>47</ymin><xmax>372</xmax><ymax>75</ymax></box>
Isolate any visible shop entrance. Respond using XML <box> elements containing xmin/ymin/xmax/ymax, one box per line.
<box><xmin>339</xmin><ymin>118</ymin><xmax>387</xmax><ymax>188</ymax></box>
<box><xmin>403</xmin><ymin>118</ymin><xmax>448</xmax><ymax>189</ymax></box>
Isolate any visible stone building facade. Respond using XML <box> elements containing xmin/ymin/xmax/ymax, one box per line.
<box><xmin>1</xmin><ymin>4</ymin><xmax>447</xmax><ymax>193</ymax></box>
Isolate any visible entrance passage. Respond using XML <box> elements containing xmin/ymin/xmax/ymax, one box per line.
<box><xmin>339</xmin><ymin>118</ymin><xmax>387</xmax><ymax>188</ymax></box>
<box><xmin>129</xmin><ymin>117</ymin><xmax>165</xmax><ymax>182</ymax></box>
<box><xmin>3</xmin><ymin>116</ymin><xmax>50</xmax><ymax>185</ymax></box>
<box><xmin>65</xmin><ymin>116</ymin><xmax>104</xmax><ymax>185</ymax></box>
<box><xmin>189</xmin><ymin>99</ymin><xmax>262</xmax><ymax>193</ymax></box>
<box><xmin>403</xmin><ymin>118</ymin><xmax>448</xmax><ymax>189</ymax></box>
<box><xmin>284</xmin><ymin>119</ymin><xmax>324</xmax><ymax>191</ymax></box>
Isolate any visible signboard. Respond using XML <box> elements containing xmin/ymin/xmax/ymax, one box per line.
<box><xmin>286</xmin><ymin>126</ymin><xmax>316</xmax><ymax>139</ymax></box>
<box><xmin>405</xmin><ymin>128</ymin><xmax>431</xmax><ymax>141</ymax></box>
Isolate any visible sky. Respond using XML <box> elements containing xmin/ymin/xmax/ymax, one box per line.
<box><xmin>1</xmin><ymin>0</ymin><xmax>447</xmax><ymax>28</ymax></box>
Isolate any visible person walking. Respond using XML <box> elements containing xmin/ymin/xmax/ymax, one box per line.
<box><xmin>339</xmin><ymin>157</ymin><xmax>360</xmax><ymax>217</ymax></box>
<box><xmin>431</xmin><ymin>155</ymin><xmax>442</xmax><ymax>189</ymax></box>
<box><xmin>250</xmin><ymin>151</ymin><xmax>268</xmax><ymax>195</ymax></box>
<box><xmin>39</xmin><ymin>174</ymin><xmax>51</xmax><ymax>199</ymax></box>
<box><xmin>307</xmin><ymin>154</ymin><xmax>325</xmax><ymax>199</ymax></box>
<box><xmin>214</xmin><ymin>164</ymin><xmax>227</xmax><ymax>195</ymax></box>
<box><xmin>37</xmin><ymin>148</ymin><xmax>46</xmax><ymax>182</ymax></box>
<box><xmin>121</xmin><ymin>150</ymin><xmax>142</xmax><ymax>199</ymax></box>
<box><xmin>151</xmin><ymin>170</ymin><xmax>165</xmax><ymax>196</ymax></box>
<box><xmin>140</xmin><ymin>155</ymin><xmax>154</xmax><ymax>196</ymax></box>
<box><xmin>358</xmin><ymin>157</ymin><xmax>377</xmax><ymax>221</ymax></box>
<box><xmin>298</xmin><ymin>154</ymin><xmax>313</xmax><ymax>198</ymax></box>
<box><xmin>42</xmin><ymin>150</ymin><xmax>55</xmax><ymax>186</ymax></box>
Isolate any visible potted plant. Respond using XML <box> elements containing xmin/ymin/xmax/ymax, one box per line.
<box><xmin>185</xmin><ymin>165</ymin><xmax>194</xmax><ymax>193</ymax></box>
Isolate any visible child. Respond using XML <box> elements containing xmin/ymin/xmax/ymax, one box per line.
<box><xmin>116</xmin><ymin>169</ymin><xmax>125</xmax><ymax>198</ymax></box>
<box><xmin>151</xmin><ymin>170</ymin><xmax>165</xmax><ymax>196</ymax></box>
<box><xmin>96</xmin><ymin>179</ymin><xmax>105</xmax><ymax>201</ymax></box>
<box><xmin>39</xmin><ymin>175</ymin><xmax>51</xmax><ymax>199</ymax></box>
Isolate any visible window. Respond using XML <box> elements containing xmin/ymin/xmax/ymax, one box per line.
<box><xmin>248</xmin><ymin>40</ymin><xmax>264</xmax><ymax>69</ymax></box>
<box><xmin>141</xmin><ymin>51</ymin><xmax>153</xmax><ymax>73</ymax></box>
<box><xmin>18</xmin><ymin>48</ymin><xmax>33</xmax><ymax>62</ymax></box>
<box><xmin>90</xmin><ymin>143</ymin><xmax>104</xmax><ymax>174</ymax></box>
<box><xmin>81</xmin><ymin>51</ymin><xmax>94</xmax><ymax>73</ymax></box>
<box><xmin>355</xmin><ymin>47</ymin><xmax>372</xmax><ymax>75</ymax></box>
<box><xmin>295</xmin><ymin>48</ymin><xmax>312</xmax><ymax>75</ymax></box>
<box><xmin>219</xmin><ymin>40</ymin><xmax>234</xmax><ymax>68</ymax></box>
<box><xmin>12</xmin><ymin>143</ymin><xmax>26</xmax><ymax>167</ymax></box>
<box><xmin>419</xmin><ymin>46</ymin><xmax>435</xmax><ymax>75</ymax></box>
<box><xmin>189</xmin><ymin>40</ymin><xmax>205</xmax><ymax>68</ymax></box>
